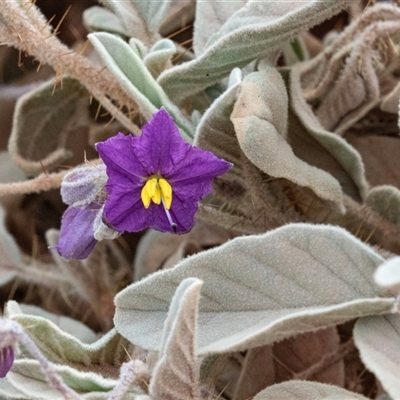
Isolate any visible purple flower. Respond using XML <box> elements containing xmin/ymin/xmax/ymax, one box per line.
<box><xmin>56</xmin><ymin>164</ymin><xmax>119</xmax><ymax>259</ymax></box>
<box><xmin>0</xmin><ymin>319</ymin><xmax>19</xmax><ymax>378</ymax></box>
<box><xmin>96</xmin><ymin>108</ymin><xmax>232</xmax><ymax>234</ymax></box>
<box><xmin>0</xmin><ymin>345</ymin><xmax>14</xmax><ymax>378</ymax></box>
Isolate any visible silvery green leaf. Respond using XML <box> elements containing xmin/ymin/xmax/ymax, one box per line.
<box><xmin>98</xmin><ymin>0</ymin><xmax>148</xmax><ymax>43</ymax></box>
<box><xmin>366</xmin><ymin>185</ymin><xmax>400</xmax><ymax>226</ymax></box>
<box><xmin>193</xmin><ymin>0</ymin><xmax>247</xmax><ymax>56</ymax></box>
<box><xmin>194</xmin><ymin>68</ymin><xmax>243</xmax><ymax>182</ymax></box>
<box><xmin>8</xmin><ymin>76</ymin><xmax>88</xmax><ymax>175</ymax></box>
<box><xmin>129</xmin><ymin>38</ymin><xmax>148</xmax><ymax>59</ymax></box>
<box><xmin>374</xmin><ymin>257</ymin><xmax>400</xmax><ymax>293</ymax></box>
<box><xmin>130</xmin><ymin>0</ymin><xmax>172</xmax><ymax>34</ymax></box>
<box><xmin>0</xmin><ymin>205</ymin><xmax>21</xmax><ymax>285</ymax></box>
<box><xmin>158</xmin><ymin>0</ymin><xmax>348</xmax><ymax>102</ymax></box>
<box><xmin>289</xmin><ymin>66</ymin><xmax>369</xmax><ymax>200</ymax></box>
<box><xmin>115</xmin><ymin>224</ymin><xmax>393</xmax><ymax>355</ymax></box>
<box><xmin>144</xmin><ymin>39</ymin><xmax>176</xmax><ymax>78</ymax></box>
<box><xmin>231</xmin><ymin>68</ymin><xmax>344</xmax><ymax>211</ymax></box>
<box><xmin>252</xmin><ymin>380</ymin><xmax>368</xmax><ymax>400</ymax></box>
<box><xmin>354</xmin><ymin>314</ymin><xmax>400</xmax><ymax>400</ymax></box>
<box><xmin>5</xmin><ymin>301</ymin><xmax>132</xmax><ymax>373</ymax></box>
<box><xmin>134</xmin><ymin>221</ymin><xmax>232</xmax><ymax>281</ymax></box>
<box><xmin>149</xmin><ymin>278</ymin><xmax>202</xmax><ymax>400</ymax></box>
<box><xmin>88</xmin><ymin>32</ymin><xmax>194</xmax><ymax>141</ymax></box>
<box><xmin>5</xmin><ymin>360</ymin><xmax>116</xmax><ymax>399</ymax></box>
<box><xmin>17</xmin><ymin>303</ymin><xmax>98</xmax><ymax>344</ymax></box>
<box><xmin>83</xmin><ymin>6</ymin><xmax>128</xmax><ymax>36</ymax></box>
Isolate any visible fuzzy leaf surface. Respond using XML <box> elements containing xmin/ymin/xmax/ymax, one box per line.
<box><xmin>5</xmin><ymin>301</ymin><xmax>132</xmax><ymax>374</ymax></box>
<box><xmin>83</xmin><ymin>6</ymin><xmax>127</xmax><ymax>36</ymax></box>
<box><xmin>374</xmin><ymin>256</ymin><xmax>400</xmax><ymax>293</ymax></box>
<box><xmin>366</xmin><ymin>185</ymin><xmax>400</xmax><ymax>226</ymax></box>
<box><xmin>130</xmin><ymin>0</ymin><xmax>171</xmax><ymax>33</ymax></box>
<box><xmin>0</xmin><ymin>205</ymin><xmax>21</xmax><ymax>285</ymax></box>
<box><xmin>8</xmin><ymin>77</ymin><xmax>87</xmax><ymax>175</ymax></box>
<box><xmin>231</xmin><ymin>69</ymin><xmax>344</xmax><ymax>210</ymax></box>
<box><xmin>150</xmin><ymin>278</ymin><xmax>202</xmax><ymax>400</ymax></box>
<box><xmin>193</xmin><ymin>0</ymin><xmax>247</xmax><ymax>56</ymax></box>
<box><xmin>354</xmin><ymin>314</ymin><xmax>400</xmax><ymax>399</ymax></box>
<box><xmin>252</xmin><ymin>380</ymin><xmax>368</xmax><ymax>400</ymax></box>
<box><xmin>2</xmin><ymin>360</ymin><xmax>117</xmax><ymax>399</ymax></box>
<box><xmin>158</xmin><ymin>0</ymin><xmax>348</xmax><ymax>102</ymax></box>
<box><xmin>88</xmin><ymin>32</ymin><xmax>194</xmax><ymax>140</ymax></box>
<box><xmin>289</xmin><ymin>66</ymin><xmax>369</xmax><ymax>200</ymax></box>
<box><xmin>115</xmin><ymin>224</ymin><xmax>393</xmax><ymax>355</ymax></box>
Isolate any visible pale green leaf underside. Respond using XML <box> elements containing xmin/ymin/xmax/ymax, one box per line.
<box><xmin>83</xmin><ymin>6</ymin><xmax>127</xmax><ymax>36</ymax></box>
<box><xmin>231</xmin><ymin>69</ymin><xmax>344</xmax><ymax>210</ymax></box>
<box><xmin>130</xmin><ymin>0</ymin><xmax>171</xmax><ymax>33</ymax></box>
<box><xmin>5</xmin><ymin>301</ymin><xmax>131</xmax><ymax>370</ymax></box>
<box><xmin>8</xmin><ymin>77</ymin><xmax>85</xmax><ymax>175</ymax></box>
<box><xmin>5</xmin><ymin>360</ymin><xmax>117</xmax><ymax>399</ymax></box>
<box><xmin>88</xmin><ymin>32</ymin><xmax>194</xmax><ymax>141</ymax></box>
<box><xmin>374</xmin><ymin>256</ymin><xmax>400</xmax><ymax>292</ymax></box>
<box><xmin>354</xmin><ymin>314</ymin><xmax>400</xmax><ymax>399</ymax></box>
<box><xmin>158</xmin><ymin>0</ymin><xmax>348</xmax><ymax>102</ymax></box>
<box><xmin>253</xmin><ymin>380</ymin><xmax>368</xmax><ymax>400</ymax></box>
<box><xmin>115</xmin><ymin>224</ymin><xmax>393</xmax><ymax>355</ymax></box>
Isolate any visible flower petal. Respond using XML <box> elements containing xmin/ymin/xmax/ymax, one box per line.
<box><xmin>0</xmin><ymin>346</ymin><xmax>14</xmax><ymax>378</ymax></box>
<box><xmin>133</xmin><ymin>108</ymin><xmax>192</xmax><ymax>176</ymax></box>
<box><xmin>169</xmin><ymin>146</ymin><xmax>232</xmax><ymax>200</ymax></box>
<box><xmin>96</xmin><ymin>132</ymin><xmax>148</xmax><ymax>183</ymax></box>
<box><xmin>103</xmin><ymin>187</ymin><xmax>149</xmax><ymax>233</ymax></box>
<box><xmin>61</xmin><ymin>164</ymin><xmax>107</xmax><ymax>207</ymax></box>
<box><xmin>56</xmin><ymin>204</ymin><xmax>100</xmax><ymax>259</ymax></box>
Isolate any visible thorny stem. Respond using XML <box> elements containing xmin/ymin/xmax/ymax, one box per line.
<box><xmin>0</xmin><ymin>170</ymin><xmax>67</xmax><ymax>196</ymax></box>
<box><xmin>1</xmin><ymin>319</ymin><xmax>81</xmax><ymax>400</ymax></box>
<box><xmin>0</xmin><ymin>0</ymin><xmax>140</xmax><ymax>134</ymax></box>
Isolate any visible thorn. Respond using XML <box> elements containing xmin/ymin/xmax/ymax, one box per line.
<box><xmin>105</xmin><ymin>114</ymin><xmax>116</xmax><ymax>127</ymax></box>
<box><xmin>94</xmin><ymin>102</ymin><xmax>102</xmax><ymax>121</ymax></box>
<box><xmin>172</xmin><ymin>45</ymin><xmax>193</xmax><ymax>63</ymax></box>
<box><xmin>53</xmin><ymin>5</ymin><xmax>72</xmax><ymax>36</ymax></box>
<box><xmin>39</xmin><ymin>159</ymin><xmax>48</xmax><ymax>176</ymax></box>
<box><xmin>77</xmin><ymin>39</ymin><xmax>90</xmax><ymax>56</ymax></box>
<box><xmin>167</xmin><ymin>24</ymin><xmax>192</xmax><ymax>39</ymax></box>
<box><xmin>41</xmin><ymin>14</ymin><xmax>56</xmax><ymax>32</ymax></box>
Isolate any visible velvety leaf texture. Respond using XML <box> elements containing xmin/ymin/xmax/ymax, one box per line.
<box><xmin>231</xmin><ymin>68</ymin><xmax>344</xmax><ymax>210</ymax></box>
<box><xmin>114</xmin><ymin>224</ymin><xmax>393</xmax><ymax>355</ymax></box>
<box><xmin>354</xmin><ymin>314</ymin><xmax>400</xmax><ymax>399</ymax></box>
<box><xmin>5</xmin><ymin>301</ymin><xmax>132</xmax><ymax>373</ymax></box>
<box><xmin>88</xmin><ymin>32</ymin><xmax>194</xmax><ymax>141</ymax></box>
<box><xmin>149</xmin><ymin>278</ymin><xmax>202</xmax><ymax>400</ymax></box>
<box><xmin>252</xmin><ymin>380</ymin><xmax>369</xmax><ymax>400</ymax></box>
<box><xmin>8</xmin><ymin>77</ymin><xmax>87</xmax><ymax>175</ymax></box>
<box><xmin>374</xmin><ymin>256</ymin><xmax>400</xmax><ymax>293</ymax></box>
<box><xmin>158</xmin><ymin>0</ymin><xmax>349</xmax><ymax>102</ymax></box>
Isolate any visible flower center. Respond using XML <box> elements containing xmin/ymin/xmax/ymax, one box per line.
<box><xmin>141</xmin><ymin>177</ymin><xmax>172</xmax><ymax>209</ymax></box>
<box><xmin>141</xmin><ymin>177</ymin><xmax>177</xmax><ymax>232</ymax></box>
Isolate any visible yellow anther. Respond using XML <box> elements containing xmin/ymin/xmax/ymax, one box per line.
<box><xmin>141</xmin><ymin>185</ymin><xmax>151</xmax><ymax>208</ymax></box>
<box><xmin>159</xmin><ymin>178</ymin><xmax>172</xmax><ymax>209</ymax></box>
<box><xmin>141</xmin><ymin>177</ymin><xmax>173</xmax><ymax>209</ymax></box>
<box><xmin>146</xmin><ymin>178</ymin><xmax>157</xmax><ymax>198</ymax></box>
